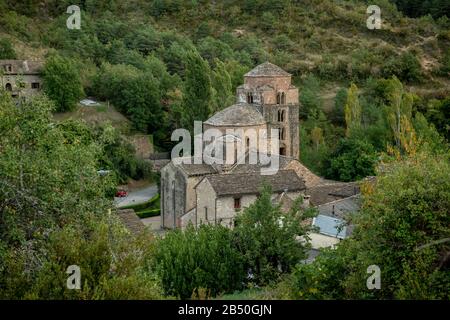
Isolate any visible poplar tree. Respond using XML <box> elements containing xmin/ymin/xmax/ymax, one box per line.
<box><xmin>386</xmin><ymin>76</ymin><xmax>414</xmax><ymax>153</ymax></box>
<box><xmin>344</xmin><ymin>83</ymin><xmax>361</xmax><ymax>137</ymax></box>
<box><xmin>181</xmin><ymin>51</ymin><xmax>213</xmax><ymax>131</ymax></box>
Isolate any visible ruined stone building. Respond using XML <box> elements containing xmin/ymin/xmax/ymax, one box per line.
<box><xmin>0</xmin><ymin>60</ymin><xmax>43</xmax><ymax>97</ymax></box>
<box><xmin>160</xmin><ymin>62</ymin><xmax>359</xmax><ymax>230</ymax></box>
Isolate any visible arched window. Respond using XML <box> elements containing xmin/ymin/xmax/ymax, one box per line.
<box><xmin>246</xmin><ymin>137</ymin><xmax>250</xmax><ymax>149</ymax></box>
<box><xmin>276</xmin><ymin>93</ymin><xmax>281</xmax><ymax>105</ymax></box>
<box><xmin>5</xmin><ymin>83</ymin><xmax>12</xmax><ymax>91</ymax></box>
<box><xmin>278</xmin><ymin>128</ymin><xmax>285</xmax><ymax>141</ymax></box>
<box><xmin>281</xmin><ymin>92</ymin><xmax>286</xmax><ymax>104</ymax></box>
<box><xmin>247</xmin><ymin>92</ymin><xmax>253</xmax><ymax>104</ymax></box>
<box><xmin>277</xmin><ymin>109</ymin><xmax>285</xmax><ymax>122</ymax></box>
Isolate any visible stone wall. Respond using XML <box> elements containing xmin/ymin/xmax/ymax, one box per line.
<box><xmin>1</xmin><ymin>74</ymin><xmax>42</xmax><ymax>97</ymax></box>
<box><xmin>160</xmin><ymin>162</ymin><xmax>187</xmax><ymax>229</ymax></box>
<box><xmin>195</xmin><ymin>176</ymin><xmax>305</xmax><ymax>229</ymax></box>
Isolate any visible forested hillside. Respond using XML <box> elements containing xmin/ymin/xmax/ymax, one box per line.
<box><xmin>0</xmin><ymin>0</ymin><xmax>449</xmax><ymax>300</ymax></box>
<box><xmin>2</xmin><ymin>0</ymin><xmax>449</xmax><ymax>180</ymax></box>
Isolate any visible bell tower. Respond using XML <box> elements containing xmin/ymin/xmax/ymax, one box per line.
<box><xmin>236</xmin><ymin>62</ymin><xmax>299</xmax><ymax>159</ymax></box>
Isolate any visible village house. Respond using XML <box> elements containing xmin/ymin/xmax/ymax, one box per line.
<box><xmin>0</xmin><ymin>60</ymin><xmax>43</xmax><ymax>97</ymax></box>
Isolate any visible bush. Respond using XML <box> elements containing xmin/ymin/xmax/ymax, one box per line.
<box><xmin>0</xmin><ymin>38</ymin><xmax>16</xmax><ymax>59</ymax></box>
<box><xmin>382</xmin><ymin>52</ymin><xmax>422</xmax><ymax>83</ymax></box>
<box><xmin>325</xmin><ymin>138</ymin><xmax>377</xmax><ymax>181</ymax></box>
<box><xmin>154</xmin><ymin>224</ymin><xmax>245</xmax><ymax>298</ymax></box>
<box><xmin>43</xmin><ymin>55</ymin><xmax>84</xmax><ymax>112</ymax></box>
<box><xmin>233</xmin><ymin>186</ymin><xmax>316</xmax><ymax>286</ymax></box>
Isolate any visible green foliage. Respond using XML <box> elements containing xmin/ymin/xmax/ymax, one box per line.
<box><xmin>233</xmin><ymin>186</ymin><xmax>316</xmax><ymax>286</ymax></box>
<box><xmin>96</xmin><ymin>126</ymin><xmax>153</xmax><ymax>184</ymax></box>
<box><xmin>43</xmin><ymin>54</ymin><xmax>84</xmax><ymax>112</ymax></box>
<box><xmin>0</xmin><ymin>93</ymin><xmax>162</xmax><ymax>299</ymax></box>
<box><xmin>154</xmin><ymin>224</ymin><xmax>245</xmax><ymax>299</ymax></box>
<box><xmin>412</xmin><ymin>112</ymin><xmax>448</xmax><ymax>154</ymax></box>
<box><xmin>382</xmin><ymin>52</ymin><xmax>422</xmax><ymax>83</ymax></box>
<box><xmin>441</xmin><ymin>48</ymin><xmax>450</xmax><ymax>74</ymax></box>
<box><xmin>424</xmin><ymin>97</ymin><xmax>450</xmax><ymax>141</ymax></box>
<box><xmin>24</xmin><ymin>220</ymin><xmax>162</xmax><ymax>299</ymax></box>
<box><xmin>344</xmin><ymin>83</ymin><xmax>361</xmax><ymax>136</ymax></box>
<box><xmin>325</xmin><ymin>138</ymin><xmax>377</xmax><ymax>181</ymax></box>
<box><xmin>0</xmin><ymin>38</ymin><xmax>16</xmax><ymax>59</ymax></box>
<box><xmin>299</xmin><ymin>75</ymin><xmax>322</xmax><ymax>118</ymax></box>
<box><xmin>121</xmin><ymin>194</ymin><xmax>161</xmax><ymax>218</ymax></box>
<box><xmin>287</xmin><ymin>150</ymin><xmax>450</xmax><ymax>299</ymax></box>
<box><xmin>211</xmin><ymin>59</ymin><xmax>234</xmax><ymax>112</ymax></box>
<box><xmin>181</xmin><ymin>51</ymin><xmax>213</xmax><ymax>131</ymax></box>
<box><xmin>330</xmin><ymin>88</ymin><xmax>347</xmax><ymax>126</ymax></box>
<box><xmin>385</xmin><ymin>76</ymin><xmax>414</xmax><ymax>151</ymax></box>
<box><xmin>391</xmin><ymin>0</ymin><xmax>450</xmax><ymax>19</ymax></box>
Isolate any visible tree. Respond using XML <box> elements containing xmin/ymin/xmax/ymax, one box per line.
<box><xmin>211</xmin><ymin>59</ymin><xmax>234</xmax><ymax>112</ymax></box>
<box><xmin>382</xmin><ymin>52</ymin><xmax>422</xmax><ymax>83</ymax></box>
<box><xmin>43</xmin><ymin>54</ymin><xmax>84</xmax><ymax>112</ymax></box>
<box><xmin>299</xmin><ymin>75</ymin><xmax>322</xmax><ymax>119</ymax></box>
<box><xmin>181</xmin><ymin>51</ymin><xmax>213</xmax><ymax>131</ymax></box>
<box><xmin>233</xmin><ymin>186</ymin><xmax>316</xmax><ymax>286</ymax></box>
<box><xmin>330</xmin><ymin>88</ymin><xmax>347</xmax><ymax>126</ymax></box>
<box><xmin>325</xmin><ymin>138</ymin><xmax>377</xmax><ymax>181</ymax></box>
<box><xmin>344</xmin><ymin>83</ymin><xmax>361</xmax><ymax>137</ymax></box>
<box><xmin>0</xmin><ymin>38</ymin><xmax>16</xmax><ymax>59</ymax></box>
<box><xmin>287</xmin><ymin>150</ymin><xmax>450</xmax><ymax>299</ymax></box>
<box><xmin>0</xmin><ymin>93</ymin><xmax>162</xmax><ymax>299</ymax></box>
<box><xmin>385</xmin><ymin>76</ymin><xmax>414</xmax><ymax>153</ymax></box>
<box><xmin>154</xmin><ymin>224</ymin><xmax>245</xmax><ymax>299</ymax></box>
<box><xmin>310</xmin><ymin>126</ymin><xmax>323</xmax><ymax>151</ymax></box>
<box><xmin>120</xmin><ymin>73</ymin><xmax>163</xmax><ymax>133</ymax></box>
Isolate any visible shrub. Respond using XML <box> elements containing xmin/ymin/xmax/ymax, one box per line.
<box><xmin>154</xmin><ymin>224</ymin><xmax>245</xmax><ymax>298</ymax></box>
<box><xmin>0</xmin><ymin>38</ymin><xmax>16</xmax><ymax>59</ymax></box>
<box><xmin>43</xmin><ymin>54</ymin><xmax>84</xmax><ymax>112</ymax></box>
<box><xmin>325</xmin><ymin>138</ymin><xmax>377</xmax><ymax>181</ymax></box>
<box><xmin>382</xmin><ymin>52</ymin><xmax>422</xmax><ymax>83</ymax></box>
<box><xmin>233</xmin><ymin>186</ymin><xmax>316</xmax><ymax>286</ymax></box>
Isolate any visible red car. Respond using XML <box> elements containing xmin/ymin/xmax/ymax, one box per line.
<box><xmin>115</xmin><ymin>190</ymin><xmax>128</xmax><ymax>197</ymax></box>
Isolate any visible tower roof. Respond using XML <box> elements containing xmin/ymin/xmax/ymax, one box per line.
<box><xmin>204</xmin><ymin>103</ymin><xmax>265</xmax><ymax>126</ymax></box>
<box><xmin>244</xmin><ymin>62</ymin><xmax>291</xmax><ymax>77</ymax></box>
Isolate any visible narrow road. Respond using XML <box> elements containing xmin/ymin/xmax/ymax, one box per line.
<box><xmin>114</xmin><ymin>184</ymin><xmax>158</xmax><ymax>208</ymax></box>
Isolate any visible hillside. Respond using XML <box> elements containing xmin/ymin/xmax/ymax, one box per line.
<box><xmin>1</xmin><ymin>0</ymin><xmax>449</xmax><ymax>176</ymax></box>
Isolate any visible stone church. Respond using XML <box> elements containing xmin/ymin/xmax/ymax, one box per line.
<box><xmin>160</xmin><ymin>62</ymin><xmax>358</xmax><ymax>230</ymax></box>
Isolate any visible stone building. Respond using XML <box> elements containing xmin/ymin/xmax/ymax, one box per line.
<box><xmin>162</xmin><ymin>62</ymin><xmax>305</xmax><ymax>229</ymax></box>
<box><xmin>204</xmin><ymin>61</ymin><xmax>299</xmax><ymax>159</ymax></box>
<box><xmin>160</xmin><ymin>62</ymin><xmax>357</xmax><ymax>230</ymax></box>
<box><xmin>0</xmin><ymin>60</ymin><xmax>43</xmax><ymax>97</ymax></box>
